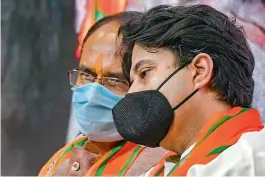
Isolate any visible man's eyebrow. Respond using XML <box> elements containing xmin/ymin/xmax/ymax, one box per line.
<box><xmin>133</xmin><ymin>59</ymin><xmax>155</xmax><ymax>73</ymax></box>
<box><xmin>79</xmin><ymin>64</ymin><xmax>97</xmax><ymax>76</ymax></box>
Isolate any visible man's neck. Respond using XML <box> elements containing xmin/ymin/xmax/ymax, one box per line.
<box><xmin>180</xmin><ymin>102</ymin><xmax>231</xmax><ymax>155</ymax></box>
<box><xmin>165</xmin><ymin>95</ymin><xmax>232</xmax><ymax>155</ymax></box>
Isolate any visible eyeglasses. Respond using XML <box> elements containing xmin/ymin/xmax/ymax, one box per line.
<box><xmin>68</xmin><ymin>68</ymin><xmax>130</xmax><ymax>95</ymax></box>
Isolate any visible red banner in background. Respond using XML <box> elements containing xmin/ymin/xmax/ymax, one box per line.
<box><xmin>76</xmin><ymin>0</ymin><xmax>128</xmax><ymax>59</ymax></box>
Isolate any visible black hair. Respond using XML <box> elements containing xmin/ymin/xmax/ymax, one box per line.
<box><xmin>81</xmin><ymin>11</ymin><xmax>141</xmax><ymax>54</ymax></box>
<box><xmin>120</xmin><ymin>4</ymin><xmax>255</xmax><ymax>108</ymax></box>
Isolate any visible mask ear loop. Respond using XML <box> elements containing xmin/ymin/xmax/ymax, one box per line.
<box><xmin>172</xmin><ymin>89</ymin><xmax>198</xmax><ymax>111</ymax></box>
<box><xmin>156</xmin><ymin>65</ymin><xmax>187</xmax><ymax>91</ymax></box>
<box><xmin>155</xmin><ymin>61</ymin><xmax>199</xmax><ymax>110</ymax></box>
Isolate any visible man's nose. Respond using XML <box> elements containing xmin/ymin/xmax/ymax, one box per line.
<box><xmin>94</xmin><ymin>78</ymin><xmax>103</xmax><ymax>84</ymax></box>
<box><xmin>94</xmin><ymin>52</ymin><xmax>104</xmax><ymax>85</ymax></box>
<box><xmin>128</xmin><ymin>82</ymin><xmax>143</xmax><ymax>94</ymax></box>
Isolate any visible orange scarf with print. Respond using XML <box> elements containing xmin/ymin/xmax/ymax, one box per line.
<box><xmin>39</xmin><ymin>138</ymin><xmax>145</xmax><ymax>176</ymax></box>
<box><xmin>151</xmin><ymin>107</ymin><xmax>263</xmax><ymax>176</ymax></box>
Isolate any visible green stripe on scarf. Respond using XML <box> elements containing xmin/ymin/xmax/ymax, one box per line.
<box><xmin>49</xmin><ymin>137</ymin><xmax>88</xmax><ymax>176</ymax></box>
<box><xmin>154</xmin><ymin>166</ymin><xmax>165</xmax><ymax>176</ymax></box>
<box><xmin>117</xmin><ymin>145</ymin><xmax>142</xmax><ymax>176</ymax></box>
<box><xmin>206</xmin><ymin>145</ymin><xmax>230</xmax><ymax>156</ymax></box>
<box><xmin>168</xmin><ymin>153</ymin><xmax>190</xmax><ymax>176</ymax></box>
<box><xmin>197</xmin><ymin>108</ymin><xmax>250</xmax><ymax>146</ymax></box>
<box><xmin>95</xmin><ymin>141</ymin><xmax>127</xmax><ymax>176</ymax></box>
<box><xmin>168</xmin><ymin>108</ymin><xmax>251</xmax><ymax>176</ymax></box>
<box><xmin>60</xmin><ymin>137</ymin><xmax>88</xmax><ymax>157</ymax></box>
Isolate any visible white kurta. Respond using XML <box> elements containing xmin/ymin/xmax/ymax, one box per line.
<box><xmin>143</xmin><ymin>128</ymin><xmax>265</xmax><ymax>176</ymax></box>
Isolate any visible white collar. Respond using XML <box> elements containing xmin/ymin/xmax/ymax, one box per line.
<box><xmin>180</xmin><ymin>143</ymin><xmax>196</xmax><ymax>160</ymax></box>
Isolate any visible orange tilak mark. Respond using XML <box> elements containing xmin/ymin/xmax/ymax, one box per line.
<box><xmin>95</xmin><ymin>53</ymin><xmax>104</xmax><ymax>77</ymax></box>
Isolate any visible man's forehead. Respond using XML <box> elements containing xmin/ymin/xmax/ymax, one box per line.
<box><xmin>131</xmin><ymin>44</ymin><xmax>175</xmax><ymax>67</ymax></box>
<box><xmin>80</xmin><ymin>21</ymin><xmax>122</xmax><ymax>68</ymax></box>
<box><xmin>80</xmin><ymin>53</ymin><xmax>122</xmax><ymax>69</ymax></box>
<box><xmin>84</xmin><ymin>34</ymin><xmax>117</xmax><ymax>52</ymax></box>
<box><xmin>131</xmin><ymin>45</ymin><xmax>154</xmax><ymax>65</ymax></box>
<box><xmin>83</xmin><ymin>21</ymin><xmax>120</xmax><ymax>51</ymax></box>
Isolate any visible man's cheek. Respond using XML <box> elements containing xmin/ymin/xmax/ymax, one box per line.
<box><xmin>149</xmin><ymin>76</ymin><xmax>165</xmax><ymax>89</ymax></box>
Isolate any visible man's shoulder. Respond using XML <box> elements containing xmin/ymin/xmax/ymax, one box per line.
<box><xmin>71</xmin><ymin>135</ymin><xmax>88</xmax><ymax>144</ymax></box>
<box><xmin>38</xmin><ymin>145</ymin><xmax>67</xmax><ymax>176</ymax></box>
<box><xmin>38</xmin><ymin>136</ymin><xmax>89</xmax><ymax>176</ymax></box>
<box><xmin>187</xmin><ymin>128</ymin><xmax>265</xmax><ymax>176</ymax></box>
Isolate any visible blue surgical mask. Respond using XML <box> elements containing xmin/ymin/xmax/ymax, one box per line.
<box><xmin>72</xmin><ymin>83</ymin><xmax>124</xmax><ymax>142</ymax></box>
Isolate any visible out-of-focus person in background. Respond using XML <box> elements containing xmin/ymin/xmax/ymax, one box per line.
<box><xmin>39</xmin><ymin>12</ymin><xmax>169</xmax><ymax>176</ymax></box>
<box><xmin>113</xmin><ymin>4</ymin><xmax>265</xmax><ymax>176</ymax></box>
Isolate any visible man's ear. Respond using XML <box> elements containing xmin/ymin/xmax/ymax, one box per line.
<box><xmin>189</xmin><ymin>53</ymin><xmax>213</xmax><ymax>90</ymax></box>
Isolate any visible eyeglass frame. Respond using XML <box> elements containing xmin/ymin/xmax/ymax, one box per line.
<box><xmin>68</xmin><ymin>68</ymin><xmax>130</xmax><ymax>94</ymax></box>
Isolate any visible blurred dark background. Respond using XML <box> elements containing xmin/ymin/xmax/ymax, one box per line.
<box><xmin>1</xmin><ymin>0</ymin><xmax>77</xmax><ymax>175</ymax></box>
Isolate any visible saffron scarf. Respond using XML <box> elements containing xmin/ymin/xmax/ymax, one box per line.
<box><xmin>150</xmin><ymin>107</ymin><xmax>263</xmax><ymax>176</ymax></box>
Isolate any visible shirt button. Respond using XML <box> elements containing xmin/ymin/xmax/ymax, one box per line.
<box><xmin>71</xmin><ymin>161</ymin><xmax>80</xmax><ymax>171</ymax></box>
<box><xmin>90</xmin><ymin>158</ymin><xmax>96</xmax><ymax>165</ymax></box>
